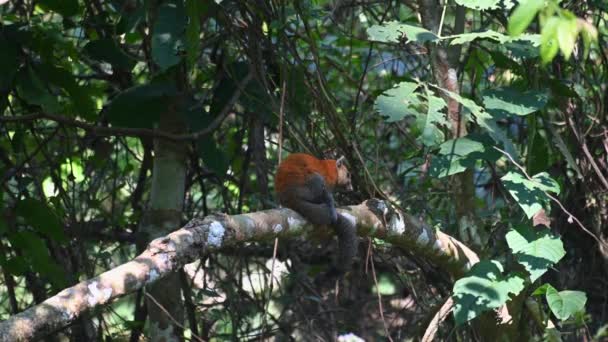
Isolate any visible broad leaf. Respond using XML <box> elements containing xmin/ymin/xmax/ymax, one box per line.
<box><xmin>84</xmin><ymin>38</ymin><xmax>137</xmax><ymax>70</ymax></box>
<box><xmin>8</xmin><ymin>231</ymin><xmax>66</xmax><ymax>288</ymax></box>
<box><xmin>501</xmin><ymin>171</ymin><xmax>560</xmax><ymax>218</ymax></box>
<box><xmin>541</xmin><ymin>17</ymin><xmax>560</xmax><ymax>64</ymax></box>
<box><xmin>367</xmin><ymin>21</ymin><xmax>438</xmax><ymax>44</ymax></box>
<box><xmin>436</xmin><ymin>87</ymin><xmax>519</xmax><ymax>160</ymax></box>
<box><xmin>152</xmin><ymin>1</ymin><xmax>187</xmax><ymax>70</ymax></box>
<box><xmin>482</xmin><ymin>87</ymin><xmax>548</xmax><ymax>118</ymax></box>
<box><xmin>15</xmin><ymin>66</ymin><xmax>61</xmax><ymax>113</ymax></box>
<box><xmin>430</xmin><ymin>134</ymin><xmax>500</xmax><ymax>178</ymax></box>
<box><xmin>15</xmin><ymin>198</ymin><xmax>67</xmax><ymax>243</ymax></box>
<box><xmin>454</xmin><ymin>0</ymin><xmax>500</xmax><ymax>10</ymax></box>
<box><xmin>0</xmin><ymin>36</ymin><xmax>19</xmax><ymax>90</ymax></box>
<box><xmin>508</xmin><ymin>0</ymin><xmax>545</xmax><ymax>36</ymax></box>
<box><xmin>105</xmin><ymin>83</ymin><xmax>178</xmax><ymax>128</ymax></box>
<box><xmin>453</xmin><ymin>260</ymin><xmax>525</xmax><ymax>325</ymax></box>
<box><xmin>450</xmin><ymin>30</ymin><xmax>509</xmax><ymax>45</ymax></box>
<box><xmin>185</xmin><ymin>0</ymin><xmax>204</xmax><ymax>67</ymax></box>
<box><xmin>506</xmin><ymin>225</ymin><xmax>565</xmax><ymax>282</ymax></box>
<box><xmin>375</xmin><ymin>81</ymin><xmax>421</xmax><ymax>122</ymax></box>
<box><xmin>419</xmin><ymin>91</ymin><xmax>448</xmax><ymax>146</ymax></box>
<box><xmin>557</xmin><ymin>17</ymin><xmax>578</xmax><ymax>60</ymax></box>
<box><xmin>545</xmin><ymin>285</ymin><xmax>587</xmax><ymax>321</ymax></box>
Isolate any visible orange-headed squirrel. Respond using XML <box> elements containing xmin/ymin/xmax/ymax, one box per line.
<box><xmin>275</xmin><ymin>153</ymin><xmax>357</xmax><ymax>278</ymax></box>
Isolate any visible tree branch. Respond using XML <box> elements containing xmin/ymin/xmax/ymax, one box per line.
<box><xmin>0</xmin><ymin>199</ymin><xmax>478</xmax><ymax>341</ymax></box>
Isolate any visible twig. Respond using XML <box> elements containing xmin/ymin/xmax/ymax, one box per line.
<box><xmin>368</xmin><ymin>238</ymin><xmax>393</xmax><ymax>342</ymax></box>
<box><xmin>144</xmin><ymin>291</ymin><xmax>205</xmax><ymax>342</ymax></box>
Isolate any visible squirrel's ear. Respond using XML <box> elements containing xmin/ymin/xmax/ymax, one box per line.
<box><xmin>336</xmin><ymin>156</ymin><xmax>346</xmax><ymax>167</ymax></box>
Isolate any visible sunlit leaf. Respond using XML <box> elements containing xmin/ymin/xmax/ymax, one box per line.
<box><xmin>367</xmin><ymin>21</ymin><xmax>438</xmax><ymax>44</ymax></box>
<box><xmin>508</xmin><ymin>0</ymin><xmax>545</xmax><ymax>36</ymax></box>
<box><xmin>430</xmin><ymin>134</ymin><xmax>500</xmax><ymax>178</ymax></box>
<box><xmin>544</xmin><ymin>285</ymin><xmax>587</xmax><ymax>321</ymax></box>
<box><xmin>482</xmin><ymin>87</ymin><xmax>548</xmax><ymax>117</ymax></box>
<box><xmin>375</xmin><ymin>81</ymin><xmax>421</xmax><ymax>122</ymax></box>
<box><xmin>506</xmin><ymin>225</ymin><xmax>565</xmax><ymax>282</ymax></box>
<box><xmin>501</xmin><ymin>171</ymin><xmax>560</xmax><ymax>218</ymax></box>
<box><xmin>453</xmin><ymin>260</ymin><xmax>525</xmax><ymax>325</ymax></box>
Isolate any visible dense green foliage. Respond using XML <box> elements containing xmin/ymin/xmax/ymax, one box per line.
<box><xmin>1</xmin><ymin>0</ymin><xmax>607</xmax><ymax>340</ymax></box>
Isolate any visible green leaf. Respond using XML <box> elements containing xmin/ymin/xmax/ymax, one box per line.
<box><xmin>545</xmin><ymin>285</ymin><xmax>587</xmax><ymax>321</ymax></box>
<box><xmin>506</xmin><ymin>225</ymin><xmax>565</xmax><ymax>282</ymax></box>
<box><xmin>453</xmin><ymin>260</ymin><xmax>525</xmax><ymax>325</ymax></box>
<box><xmin>185</xmin><ymin>0</ymin><xmax>204</xmax><ymax>68</ymax></box>
<box><xmin>482</xmin><ymin>87</ymin><xmax>548</xmax><ymax>118</ymax></box>
<box><xmin>419</xmin><ymin>92</ymin><xmax>448</xmax><ymax>146</ymax></box>
<box><xmin>430</xmin><ymin>134</ymin><xmax>501</xmax><ymax>178</ymax></box>
<box><xmin>556</xmin><ymin>18</ymin><xmax>578</xmax><ymax>60</ymax></box>
<box><xmin>37</xmin><ymin>63</ymin><xmax>97</xmax><ymax>120</ymax></box>
<box><xmin>84</xmin><ymin>38</ymin><xmax>137</xmax><ymax>70</ymax></box>
<box><xmin>9</xmin><ymin>231</ymin><xmax>66</xmax><ymax>288</ymax></box>
<box><xmin>15</xmin><ymin>66</ymin><xmax>61</xmax><ymax>113</ymax></box>
<box><xmin>540</xmin><ymin>17</ymin><xmax>560</xmax><ymax>64</ymax></box>
<box><xmin>374</xmin><ymin>81</ymin><xmax>421</xmax><ymax>122</ymax></box>
<box><xmin>450</xmin><ymin>30</ymin><xmax>509</xmax><ymax>45</ymax></box>
<box><xmin>152</xmin><ymin>1</ymin><xmax>187</xmax><ymax>70</ymax></box>
<box><xmin>454</xmin><ymin>0</ymin><xmax>500</xmax><ymax>10</ymax></box>
<box><xmin>501</xmin><ymin>171</ymin><xmax>560</xmax><ymax>218</ymax></box>
<box><xmin>15</xmin><ymin>198</ymin><xmax>67</xmax><ymax>242</ymax></box>
<box><xmin>367</xmin><ymin>21</ymin><xmax>438</xmax><ymax>44</ymax></box>
<box><xmin>436</xmin><ymin>87</ymin><xmax>519</xmax><ymax>161</ymax></box>
<box><xmin>0</xmin><ymin>35</ymin><xmax>20</xmax><ymax>90</ymax></box>
<box><xmin>508</xmin><ymin>0</ymin><xmax>545</xmax><ymax>36</ymax></box>
<box><xmin>106</xmin><ymin>83</ymin><xmax>178</xmax><ymax>128</ymax></box>
<box><xmin>197</xmin><ymin>137</ymin><xmax>229</xmax><ymax>176</ymax></box>
<box><xmin>38</xmin><ymin>0</ymin><xmax>80</xmax><ymax>17</ymax></box>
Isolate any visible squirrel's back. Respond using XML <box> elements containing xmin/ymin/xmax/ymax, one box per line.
<box><xmin>275</xmin><ymin>153</ymin><xmax>338</xmax><ymax>193</ymax></box>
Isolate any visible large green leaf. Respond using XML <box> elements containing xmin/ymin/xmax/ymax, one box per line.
<box><xmin>501</xmin><ymin>171</ymin><xmax>560</xmax><ymax>218</ymax></box>
<box><xmin>15</xmin><ymin>198</ymin><xmax>67</xmax><ymax>242</ymax></box>
<box><xmin>537</xmin><ymin>284</ymin><xmax>587</xmax><ymax>321</ymax></box>
<box><xmin>185</xmin><ymin>0</ymin><xmax>207</xmax><ymax>67</ymax></box>
<box><xmin>152</xmin><ymin>1</ymin><xmax>187</xmax><ymax>70</ymax></box>
<box><xmin>506</xmin><ymin>225</ymin><xmax>565</xmax><ymax>282</ymax></box>
<box><xmin>454</xmin><ymin>0</ymin><xmax>500</xmax><ymax>10</ymax></box>
<box><xmin>374</xmin><ymin>81</ymin><xmax>421</xmax><ymax>122</ymax></box>
<box><xmin>557</xmin><ymin>16</ymin><xmax>578</xmax><ymax>60</ymax></box>
<box><xmin>419</xmin><ymin>93</ymin><xmax>447</xmax><ymax>146</ymax></box>
<box><xmin>430</xmin><ymin>134</ymin><xmax>501</xmax><ymax>178</ymax></box>
<box><xmin>508</xmin><ymin>0</ymin><xmax>545</xmax><ymax>36</ymax></box>
<box><xmin>37</xmin><ymin>63</ymin><xmax>97</xmax><ymax>120</ymax></box>
<box><xmin>437</xmin><ymin>87</ymin><xmax>519</xmax><ymax>160</ymax></box>
<box><xmin>453</xmin><ymin>260</ymin><xmax>525</xmax><ymax>325</ymax></box>
<box><xmin>8</xmin><ymin>231</ymin><xmax>66</xmax><ymax>288</ymax></box>
<box><xmin>482</xmin><ymin>87</ymin><xmax>548</xmax><ymax>118</ymax></box>
<box><xmin>15</xmin><ymin>66</ymin><xmax>61</xmax><ymax>113</ymax></box>
<box><xmin>105</xmin><ymin>83</ymin><xmax>178</xmax><ymax>128</ymax></box>
<box><xmin>450</xmin><ymin>30</ymin><xmax>509</xmax><ymax>45</ymax></box>
<box><xmin>0</xmin><ymin>35</ymin><xmax>19</xmax><ymax>90</ymax></box>
<box><xmin>84</xmin><ymin>38</ymin><xmax>137</xmax><ymax>70</ymax></box>
<box><xmin>540</xmin><ymin>17</ymin><xmax>560</xmax><ymax>64</ymax></box>
<box><xmin>367</xmin><ymin>21</ymin><xmax>438</xmax><ymax>44</ymax></box>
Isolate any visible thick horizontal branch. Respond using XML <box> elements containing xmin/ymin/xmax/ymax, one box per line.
<box><xmin>0</xmin><ymin>199</ymin><xmax>478</xmax><ymax>341</ymax></box>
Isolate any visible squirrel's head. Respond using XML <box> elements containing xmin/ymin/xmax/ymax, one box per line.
<box><xmin>335</xmin><ymin>156</ymin><xmax>353</xmax><ymax>191</ymax></box>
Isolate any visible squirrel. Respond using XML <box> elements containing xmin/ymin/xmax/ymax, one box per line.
<box><xmin>275</xmin><ymin>153</ymin><xmax>357</xmax><ymax>279</ymax></box>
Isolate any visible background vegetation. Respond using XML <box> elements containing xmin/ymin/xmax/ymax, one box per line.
<box><xmin>0</xmin><ymin>0</ymin><xmax>607</xmax><ymax>340</ymax></box>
